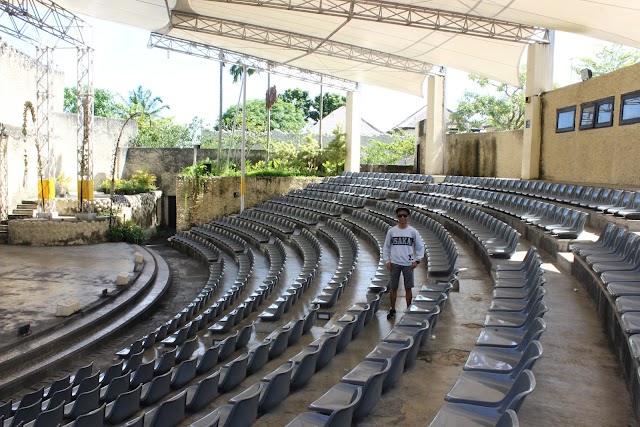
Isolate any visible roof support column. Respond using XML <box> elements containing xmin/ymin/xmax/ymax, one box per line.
<box><xmin>345</xmin><ymin>88</ymin><xmax>361</xmax><ymax>173</ymax></box>
<box><xmin>420</xmin><ymin>74</ymin><xmax>445</xmax><ymax>175</ymax></box>
<box><xmin>522</xmin><ymin>31</ymin><xmax>554</xmax><ymax>179</ymax></box>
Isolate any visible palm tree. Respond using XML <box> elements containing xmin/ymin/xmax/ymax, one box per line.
<box><xmin>229</xmin><ymin>64</ymin><xmax>256</xmax><ymax>83</ymax></box>
<box><xmin>120</xmin><ymin>85</ymin><xmax>169</xmax><ymax>123</ymax></box>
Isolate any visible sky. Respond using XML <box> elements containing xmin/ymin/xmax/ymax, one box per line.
<box><xmin>1</xmin><ymin>16</ymin><xmax>619</xmax><ymax>131</ymax></box>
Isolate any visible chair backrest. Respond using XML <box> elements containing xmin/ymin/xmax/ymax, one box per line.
<box><xmin>148</xmin><ymin>390</ymin><xmax>186</xmax><ymax>427</ymax></box>
<box><xmin>503</xmin><ymin>369</ymin><xmax>536</xmax><ymax>413</ymax></box>
<box><xmin>326</xmin><ymin>386</ymin><xmax>362</xmax><ymax>427</ymax></box>
<box><xmin>187</xmin><ymin>371</ymin><xmax>220</xmax><ymax>413</ymax></box>
<box><xmin>496</xmin><ymin>409</ymin><xmax>519</xmax><ymax>427</ymax></box>
<box><xmin>223</xmin><ymin>382</ymin><xmax>261</xmax><ymax>427</ymax></box>
<box><xmin>511</xmin><ymin>340</ymin><xmax>544</xmax><ymax>377</ymax></box>
<box><xmin>33</xmin><ymin>401</ymin><xmax>64</xmax><ymax>427</ymax></box>
<box><xmin>197</xmin><ymin>344</ymin><xmax>220</xmax><ymax>375</ymax></box>
<box><xmin>105</xmin><ymin>384</ymin><xmax>141</xmax><ymax>425</ymax></box>
<box><xmin>71</xmin><ymin>403</ymin><xmax>105</xmax><ymax>427</ymax></box>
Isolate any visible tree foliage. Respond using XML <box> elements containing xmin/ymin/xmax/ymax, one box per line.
<box><xmin>120</xmin><ymin>85</ymin><xmax>170</xmax><ymax>122</ymax></box>
<box><xmin>63</xmin><ymin>87</ymin><xmax>121</xmax><ymax>118</ymax></box>
<box><xmin>572</xmin><ymin>44</ymin><xmax>640</xmax><ymax>77</ymax></box>
<box><xmin>449</xmin><ymin>71</ymin><xmax>525</xmax><ymax>132</ymax></box>
<box><xmin>362</xmin><ymin>133</ymin><xmax>414</xmax><ymax>165</ymax></box>
<box><xmin>130</xmin><ymin>117</ymin><xmax>196</xmax><ymax>148</ymax></box>
<box><xmin>229</xmin><ymin>64</ymin><xmax>257</xmax><ymax>83</ymax></box>
<box><xmin>322</xmin><ymin>125</ymin><xmax>346</xmax><ymax>175</ymax></box>
<box><xmin>277</xmin><ymin>89</ymin><xmax>346</xmax><ymax>122</ymax></box>
<box><xmin>279</xmin><ymin>88</ymin><xmax>313</xmax><ymax>119</ymax></box>
<box><xmin>218</xmin><ymin>99</ymin><xmax>306</xmax><ymax>133</ymax></box>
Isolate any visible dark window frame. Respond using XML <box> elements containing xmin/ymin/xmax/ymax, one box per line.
<box><xmin>556</xmin><ymin>106</ymin><xmax>576</xmax><ymax>133</ymax></box>
<box><xmin>579</xmin><ymin>102</ymin><xmax>596</xmax><ymax>130</ymax></box>
<box><xmin>594</xmin><ymin>96</ymin><xmax>615</xmax><ymax>129</ymax></box>
<box><xmin>620</xmin><ymin>90</ymin><xmax>640</xmax><ymax>126</ymax></box>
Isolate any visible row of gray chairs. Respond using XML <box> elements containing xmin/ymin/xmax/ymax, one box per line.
<box><xmin>442</xmin><ymin>176</ymin><xmax>640</xmax><ymax>219</ymax></box>
<box><xmin>398</xmin><ymin>193</ymin><xmax>520</xmax><ymax>258</ymax></box>
<box><xmin>168</xmin><ymin>232</ymin><xmax>221</xmax><ymax>266</ymax></box>
<box><xmin>306</xmin><ymin>182</ymin><xmax>389</xmax><ymax>200</ymax></box>
<box><xmin>312</xmin><ymin>220</ymin><xmax>359</xmax><ymax>308</ymax></box>
<box><xmin>271</xmin><ymin>194</ymin><xmax>344</xmax><ymax>217</ymax></box>
<box><xmin>424</xmin><ymin>184</ymin><xmax>588</xmax><ymax>240</ymax></box>
<box><xmin>191</xmin><ymin>224</ymin><xmax>247</xmax><ymax>253</ymax></box>
<box><xmin>431</xmin><ymin>247</ymin><xmax>546</xmax><ymax>426</ymax></box>
<box><xmin>341</xmin><ymin>171</ymin><xmax>432</xmax><ymax>184</ymax></box>
<box><xmin>289</xmin><ymin>188</ymin><xmax>368</xmax><ymax>209</ymax></box>
<box><xmin>325</xmin><ymin>175</ymin><xmax>414</xmax><ymax>191</ymax></box>
<box><xmin>213</xmin><ymin>217</ymin><xmax>272</xmax><ymax>245</ymax></box>
<box><xmin>238</xmin><ymin>209</ymin><xmax>298</xmax><ymax>235</ymax></box>
<box><xmin>254</xmin><ymin>202</ymin><xmax>322</xmax><ymax>226</ymax></box>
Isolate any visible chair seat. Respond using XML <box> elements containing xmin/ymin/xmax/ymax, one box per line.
<box><xmin>429</xmin><ymin>403</ymin><xmax>518</xmax><ymax>427</ymax></box>
<box><xmin>446</xmin><ymin>372</ymin><xmax>515</xmax><ymax>407</ymax></box>
<box><xmin>607</xmin><ymin>282</ymin><xmax>640</xmax><ymax>297</ymax></box>
<box><xmin>622</xmin><ymin>312</ymin><xmax>640</xmax><ymax>334</ymax></box>
<box><xmin>615</xmin><ymin>296</ymin><xmax>640</xmax><ymax>313</ymax></box>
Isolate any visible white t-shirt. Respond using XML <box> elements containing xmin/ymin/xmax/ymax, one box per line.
<box><xmin>382</xmin><ymin>225</ymin><xmax>425</xmax><ymax>266</ymax></box>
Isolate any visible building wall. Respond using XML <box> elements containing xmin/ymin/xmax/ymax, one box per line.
<box><xmin>444</xmin><ymin>130</ymin><xmax>523</xmax><ymax>178</ymax></box>
<box><xmin>540</xmin><ymin>62</ymin><xmax>640</xmax><ymax>186</ymax></box>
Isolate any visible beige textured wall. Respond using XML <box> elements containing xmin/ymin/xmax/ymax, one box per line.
<box><xmin>8</xmin><ymin>218</ymin><xmax>109</xmax><ymax>246</ymax></box>
<box><xmin>445</xmin><ymin>130</ymin><xmax>523</xmax><ymax>178</ymax></box>
<box><xmin>541</xmin><ymin>62</ymin><xmax>640</xmax><ymax>186</ymax></box>
<box><xmin>176</xmin><ymin>176</ymin><xmax>323</xmax><ymax>230</ymax></box>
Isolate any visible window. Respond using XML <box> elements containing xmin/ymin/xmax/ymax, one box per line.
<box><xmin>556</xmin><ymin>106</ymin><xmax>576</xmax><ymax>133</ymax></box>
<box><xmin>579</xmin><ymin>102</ymin><xmax>596</xmax><ymax>130</ymax></box>
<box><xmin>578</xmin><ymin>97</ymin><xmax>614</xmax><ymax>130</ymax></box>
<box><xmin>594</xmin><ymin>97</ymin><xmax>614</xmax><ymax>128</ymax></box>
<box><xmin>620</xmin><ymin>90</ymin><xmax>640</xmax><ymax>125</ymax></box>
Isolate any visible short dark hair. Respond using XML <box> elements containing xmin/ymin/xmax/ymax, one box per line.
<box><xmin>395</xmin><ymin>207</ymin><xmax>410</xmax><ymax>216</ymax></box>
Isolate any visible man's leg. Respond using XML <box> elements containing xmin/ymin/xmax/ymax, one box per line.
<box><xmin>403</xmin><ymin>265</ymin><xmax>415</xmax><ymax>309</ymax></box>
<box><xmin>388</xmin><ymin>264</ymin><xmax>402</xmax><ymax>318</ymax></box>
<box><xmin>405</xmin><ymin>287</ymin><xmax>413</xmax><ymax>308</ymax></box>
<box><xmin>390</xmin><ymin>287</ymin><xmax>398</xmax><ymax>310</ymax></box>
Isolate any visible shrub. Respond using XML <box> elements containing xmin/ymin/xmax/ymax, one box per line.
<box><xmin>107</xmin><ymin>221</ymin><xmax>147</xmax><ymax>244</ymax></box>
<box><xmin>131</xmin><ymin>170</ymin><xmax>157</xmax><ymax>192</ymax></box>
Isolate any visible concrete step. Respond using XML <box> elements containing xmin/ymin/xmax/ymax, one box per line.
<box><xmin>8</xmin><ymin>214</ymin><xmax>32</xmax><ymax>220</ymax></box>
<box><xmin>12</xmin><ymin>209</ymin><xmax>35</xmax><ymax>216</ymax></box>
<box><xmin>17</xmin><ymin>204</ymin><xmax>38</xmax><ymax>210</ymax></box>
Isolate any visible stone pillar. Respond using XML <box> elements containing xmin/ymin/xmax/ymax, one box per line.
<box><xmin>421</xmin><ymin>75</ymin><xmax>445</xmax><ymax>175</ymax></box>
<box><xmin>522</xmin><ymin>32</ymin><xmax>554</xmax><ymax>179</ymax></box>
<box><xmin>345</xmin><ymin>89</ymin><xmax>361</xmax><ymax>172</ymax></box>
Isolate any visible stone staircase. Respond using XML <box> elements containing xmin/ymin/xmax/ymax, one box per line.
<box><xmin>1</xmin><ymin>201</ymin><xmax>39</xmax><ymax>244</ymax></box>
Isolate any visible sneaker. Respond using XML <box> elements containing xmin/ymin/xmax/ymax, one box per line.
<box><xmin>386</xmin><ymin>309</ymin><xmax>396</xmax><ymax>319</ymax></box>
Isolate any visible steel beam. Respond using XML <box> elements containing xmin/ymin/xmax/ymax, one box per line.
<box><xmin>0</xmin><ymin>0</ymin><xmax>89</xmax><ymax>47</ymax></box>
<box><xmin>197</xmin><ymin>0</ymin><xmax>549</xmax><ymax>44</ymax></box>
<box><xmin>171</xmin><ymin>11</ymin><xmax>439</xmax><ymax>74</ymax></box>
<box><xmin>76</xmin><ymin>46</ymin><xmax>94</xmax><ymax>213</ymax></box>
<box><xmin>149</xmin><ymin>32</ymin><xmax>358</xmax><ymax>91</ymax></box>
<box><xmin>36</xmin><ymin>46</ymin><xmax>54</xmax><ymax>211</ymax></box>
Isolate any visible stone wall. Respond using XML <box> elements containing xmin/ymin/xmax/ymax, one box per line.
<box><xmin>445</xmin><ymin>130</ymin><xmax>523</xmax><ymax>177</ymax></box>
<box><xmin>540</xmin><ymin>62</ymin><xmax>640</xmax><ymax>186</ymax></box>
<box><xmin>8</xmin><ymin>218</ymin><xmax>109</xmax><ymax>246</ymax></box>
<box><xmin>176</xmin><ymin>176</ymin><xmax>323</xmax><ymax>230</ymax></box>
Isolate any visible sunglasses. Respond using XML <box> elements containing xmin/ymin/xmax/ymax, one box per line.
<box><xmin>397</xmin><ymin>214</ymin><xmax>409</xmax><ymax>218</ymax></box>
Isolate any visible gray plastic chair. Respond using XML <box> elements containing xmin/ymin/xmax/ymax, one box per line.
<box><xmin>130</xmin><ymin>360</ymin><xmax>155</xmax><ymax>389</ymax></box>
<box><xmin>191</xmin><ymin>382</ymin><xmax>261</xmax><ymax>427</ymax></box>
<box><xmin>236</xmin><ymin>323</ymin><xmax>253</xmax><ymax>349</ymax></box>
<box><xmin>197</xmin><ymin>344</ymin><xmax>221</xmax><ymax>375</ymax></box>
<box><xmin>105</xmin><ymin>384</ymin><xmax>141</xmax><ymax>425</ymax></box>
<box><xmin>476</xmin><ymin>317</ymin><xmax>546</xmax><ymax>348</ymax></box>
<box><xmin>383</xmin><ymin>324</ymin><xmax>429</xmax><ymax>370</ymax></box>
<box><xmin>171</xmin><ymin>357</ymin><xmax>197</xmax><ymax>389</ymax></box>
<box><xmin>429</xmin><ymin>404</ymin><xmax>519</xmax><ymax>427</ymax></box>
<box><xmin>268</xmin><ymin>327</ymin><xmax>291</xmax><ymax>359</ymax></box>
<box><xmin>287</xmin><ymin>319</ymin><xmax>305</xmax><ymax>346</ymax></box>
<box><xmin>340</xmin><ymin>359</ymin><xmax>391</xmax><ymax>420</ymax></box>
<box><xmin>26</xmin><ymin>401</ymin><xmax>63</xmax><ymax>427</ymax></box>
<box><xmin>305</xmin><ymin>384</ymin><xmax>363</xmax><ymax>426</ymax></box>
<box><xmin>290</xmin><ymin>346</ymin><xmax>319</xmax><ymax>390</ymax></box>
<box><xmin>247</xmin><ymin>341</ymin><xmax>271</xmax><ymax>375</ymax></box>
<box><xmin>257</xmin><ymin>362</ymin><xmax>294</xmax><ymax>413</ymax></box>
<box><xmin>154</xmin><ymin>348</ymin><xmax>177</xmax><ymax>376</ymax></box>
<box><xmin>285</xmin><ymin>388</ymin><xmax>362</xmax><ymax>426</ymax></box>
<box><xmin>302</xmin><ymin>307</ymin><xmax>318</xmax><ymax>333</ymax></box>
<box><xmin>123</xmin><ymin>351</ymin><xmax>144</xmax><ymax>374</ymax></box>
<box><xmin>217</xmin><ymin>331</ymin><xmax>239</xmax><ymax>362</ymax></box>
<box><xmin>445</xmin><ymin>369</ymin><xmax>536</xmax><ymax>410</ymax></box>
<box><xmin>63</xmin><ymin>385</ymin><xmax>99</xmax><ymax>421</ymax></box>
<box><xmin>140</xmin><ymin>371</ymin><xmax>171</xmax><ymax>406</ymax></box>
<box><xmin>186</xmin><ymin>371</ymin><xmax>220</xmax><ymax>413</ymax></box>
<box><xmin>9</xmin><ymin>398</ymin><xmax>42</xmax><ymax>427</ymax></box>
<box><xmin>99</xmin><ymin>372</ymin><xmax>130</xmax><ymax>403</ymax></box>
<box><xmin>44</xmin><ymin>375</ymin><xmax>71</xmax><ymax>400</ymax></box>
<box><xmin>143</xmin><ymin>389</ymin><xmax>186</xmax><ymax>427</ymax></box>
<box><xmin>483</xmin><ymin>301</ymin><xmax>548</xmax><ymax>328</ymax></box>
<box><xmin>219</xmin><ymin>353</ymin><xmax>249</xmax><ymax>393</ymax></box>
<box><xmin>72</xmin><ymin>372</ymin><xmax>99</xmax><ymax>398</ymax></box>
<box><xmin>42</xmin><ymin>384</ymin><xmax>72</xmax><ymax>412</ymax></box>
<box><xmin>365</xmin><ymin>340</ymin><xmax>412</xmax><ymax>392</ymax></box>
<box><xmin>13</xmin><ymin>388</ymin><xmax>44</xmax><ymax>414</ymax></box>
<box><xmin>464</xmin><ymin>340</ymin><xmax>543</xmax><ymax>374</ymax></box>
<box><xmin>64</xmin><ymin>403</ymin><xmax>105</xmax><ymax>427</ymax></box>
<box><xmin>99</xmin><ymin>362</ymin><xmax>123</xmax><ymax>387</ymax></box>
<box><xmin>176</xmin><ymin>337</ymin><xmax>198</xmax><ymax>363</ymax></box>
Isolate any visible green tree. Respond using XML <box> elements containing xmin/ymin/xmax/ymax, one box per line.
<box><xmin>63</xmin><ymin>87</ymin><xmax>121</xmax><ymax>117</ymax></box>
<box><xmin>296</xmin><ymin>134</ymin><xmax>321</xmax><ymax>171</ymax></box>
<box><xmin>449</xmin><ymin>71</ymin><xmax>525</xmax><ymax>132</ymax></box>
<box><xmin>322</xmin><ymin>125</ymin><xmax>346</xmax><ymax>175</ymax></box>
<box><xmin>279</xmin><ymin>88</ymin><xmax>313</xmax><ymax>119</ymax></box>
<box><xmin>120</xmin><ymin>85</ymin><xmax>170</xmax><ymax>122</ymax></box>
<box><xmin>572</xmin><ymin>44</ymin><xmax>640</xmax><ymax>77</ymax></box>
<box><xmin>229</xmin><ymin>64</ymin><xmax>256</xmax><ymax>83</ymax></box>
<box><xmin>218</xmin><ymin>99</ymin><xmax>305</xmax><ymax>133</ymax></box>
<box><xmin>362</xmin><ymin>133</ymin><xmax>414</xmax><ymax>165</ymax></box>
<box><xmin>130</xmin><ymin>117</ymin><xmax>193</xmax><ymax>148</ymax></box>
<box><xmin>309</xmin><ymin>93</ymin><xmax>347</xmax><ymax>122</ymax></box>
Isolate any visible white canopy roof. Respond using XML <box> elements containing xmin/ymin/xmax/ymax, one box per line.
<box><xmin>54</xmin><ymin>0</ymin><xmax>640</xmax><ymax>96</ymax></box>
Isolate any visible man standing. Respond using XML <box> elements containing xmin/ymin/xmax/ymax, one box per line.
<box><xmin>382</xmin><ymin>207</ymin><xmax>425</xmax><ymax>319</ymax></box>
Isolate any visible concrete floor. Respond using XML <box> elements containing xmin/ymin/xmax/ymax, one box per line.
<box><xmin>0</xmin><ymin>224</ymin><xmax>637</xmax><ymax>426</ymax></box>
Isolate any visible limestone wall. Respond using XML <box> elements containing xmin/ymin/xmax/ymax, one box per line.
<box><xmin>540</xmin><ymin>62</ymin><xmax>640</xmax><ymax>186</ymax></box>
<box><xmin>445</xmin><ymin>130</ymin><xmax>523</xmax><ymax>178</ymax></box>
<box><xmin>8</xmin><ymin>218</ymin><xmax>109</xmax><ymax>246</ymax></box>
<box><xmin>176</xmin><ymin>176</ymin><xmax>323</xmax><ymax>230</ymax></box>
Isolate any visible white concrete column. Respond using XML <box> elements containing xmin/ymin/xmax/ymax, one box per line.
<box><xmin>345</xmin><ymin>89</ymin><xmax>361</xmax><ymax>172</ymax></box>
<box><xmin>421</xmin><ymin>75</ymin><xmax>445</xmax><ymax>175</ymax></box>
<box><xmin>522</xmin><ymin>31</ymin><xmax>554</xmax><ymax>179</ymax></box>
